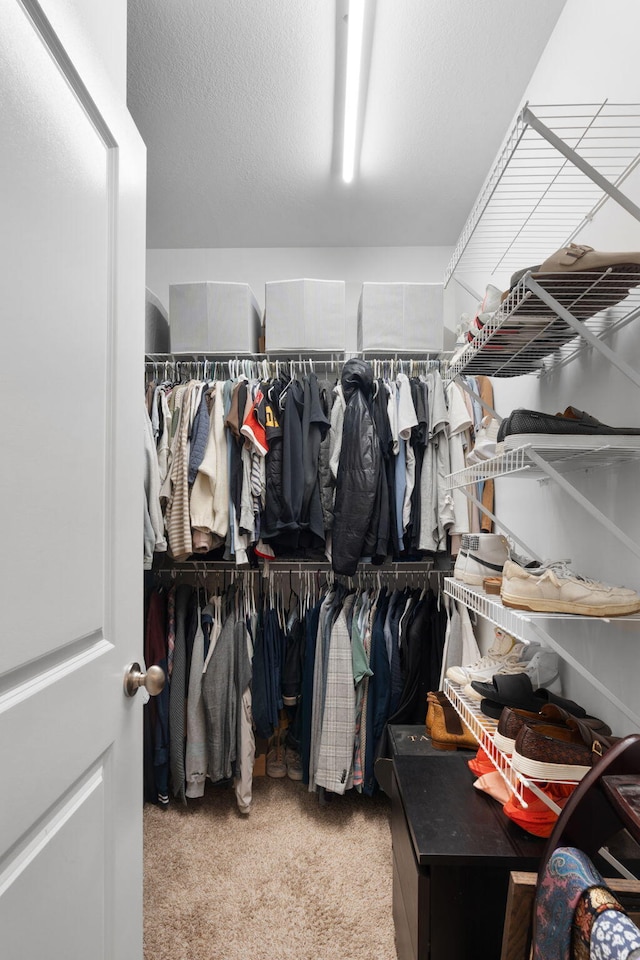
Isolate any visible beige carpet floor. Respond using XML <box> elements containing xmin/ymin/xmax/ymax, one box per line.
<box><xmin>144</xmin><ymin>776</ymin><xmax>396</xmax><ymax>960</ymax></box>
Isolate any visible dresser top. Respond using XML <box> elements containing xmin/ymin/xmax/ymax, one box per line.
<box><xmin>389</xmin><ymin>725</ymin><xmax>545</xmax><ymax>867</ymax></box>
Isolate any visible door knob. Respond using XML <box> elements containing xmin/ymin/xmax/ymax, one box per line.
<box><xmin>123</xmin><ymin>662</ymin><xmax>166</xmax><ymax>698</ymax></box>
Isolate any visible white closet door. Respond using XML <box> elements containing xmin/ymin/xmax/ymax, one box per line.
<box><xmin>0</xmin><ymin>1</ymin><xmax>146</xmax><ymax>958</ymax></box>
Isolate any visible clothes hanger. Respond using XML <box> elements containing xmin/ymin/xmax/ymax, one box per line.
<box><xmin>278</xmin><ymin>579</ymin><xmax>286</xmax><ymax>629</ymax></box>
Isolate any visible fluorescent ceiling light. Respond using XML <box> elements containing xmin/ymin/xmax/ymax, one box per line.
<box><xmin>342</xmin><ymin>0</ymin><xmax>366</xmax><ymax>184</ymax></box>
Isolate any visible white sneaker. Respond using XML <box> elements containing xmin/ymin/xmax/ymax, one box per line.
<box><xmin>501</xmin><ymin>559</ymin><xmax>640</xmax><ymax>617</ymax></box>
<box><xmin>462</xmin><ymin>533</ymin><xmax>510</xmax><ymax>586</ymax></box>
<box><xmin>453</xmin><ymin>533</ymin><xmax>472</xmax><ymax>581</ymax></box>
<box><xmin>452</xmin><ymin>641</ymin><xmax>532</xmax><ymax>687</ymax></box>
<box><xmin>446</xmin><ymin>629</ymin><xmax>521</xmax><ymax>685</ymax></box>
<box><xmin>285</xmin><ymin>748</ymin><xmax>303</xmax><ymax>782</ymax></box>
<box><xmin>521</xmin><ymin>649</ymin><xmax>560</xmax><ymax>690</ymax></box>
<box><xmin>481</xmin><ymin>283</ymin><xmax>504</xmax><ymax>315</ymax></box>
<box><xmin>463</xmin><ymin>646</ymin><xmax>559</xmax><ymax>701</ymax></box>
<box><xmin>467</xmin><ymin>284</ymin><xmax>505</xmax><ymax>341</ymax></box>
<box><xmin>466</xmin><ymin>416</ymin><xmax>500</xmax><ymax>465</ymax></box>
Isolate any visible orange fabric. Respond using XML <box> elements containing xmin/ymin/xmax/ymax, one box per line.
<box><xmin>473</xmin><ymin>771</ymin><xmax>513</xmax><ymax>806</ymax></box>
<box><xmin>503</xmin><ymin>782</ymin><xmax>576</xmax><ymax>837</ymax></box>
<box><xmin>468</xmin><ymin>747</ymin><xmax>495</xmax><ymax>778</ymax></box>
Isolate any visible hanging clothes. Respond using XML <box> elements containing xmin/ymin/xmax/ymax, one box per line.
<box><xmin>300</xmin><ymin>372</ymin><xmax>331</xmax><ymax>546</ymax></box>
<box><xmin>418</xmin><ymin>369</ymin><xmax>454</xmax><ymax>553</ymax></box>
<box><xmin>164</xmin><ymin>382</ymin><xmax>198</xmax><ymax>561</ymax></box>
<box><xmin>144</xmin><ymin>404</ymin><xmax>167</xmax><ymax>569</ymax></box>
<box><xmin>371</xmin><ymin>380</ymin><xmax>395</xmax><ymax>559</ymax></box>
<box><xmin>190</xmin><ymin>383</ymin><xmax>229</xmax><ymax>550</ymax></box>
<box><xmin>148</xmin><ymin>566</ymin><xmax>450</xmax><ymax>811</ymax></box>
<box><xmin>363</xmin><ymin>588</ymin><xmax>390</xmax><ymax>796</ymax></box>
<box><xmin>185</xmin><ymin>604</ymin><xmax>207</xmax><ymax>798</ymax></box>
<box><xmin>314</xmin><ymin>593</ymin><xmax>357</xmax><ymax>794</ymax></box>
<box><xmin>143</xmin><ymin>584</ymin><xmax>169</xmax><ymax>807</ymax></box>
<box><xmin>202</xmin><ymin>610</ymin><xmax>238</xmax><ymax>782</ymax></box>
<box><xmin>332</xmin><ymin>360</ymin><xmax>381</xmax><ymax>575</ymax></box>
<box><xmin>300</xmin><ymin>595</ymin><xmax>323</xmax><ymax>785</ymax></box>
<box><xmin>146</xmin><ymin>358</ymin><xmax>456</xmax><ymax>571</ymax></box>
<box><xmin>168</xmin><ymin>582</ymin><xmax>192</xmax><ymax>803</ymax></box>
<box><xmin>261</xmin><ymin>380</ymin><xmax>285</xmax><ymax>541</ymax></box>
<box><xmin>278</xmin><ymin>378</ymin><xmax>305</xmax><ymax>545</ymax></box>
<box><xmin>446</xmin><ymin>379</ymin><xmax>473</xmax><ymax>548</ymax></box>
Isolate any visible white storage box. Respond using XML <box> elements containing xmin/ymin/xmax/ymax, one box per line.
<box><xmin>265</xmin><ymin>278</ymin><xmax>345</xmax><ymax>352</ymax></box>
<box><xmin>145</xmin><ymin>288</ymin><xmax>170</xmax><ymax>353</ymax></box>
<box><xmin>169</xmin><ymin>282</ymin><xmax>261</xmax><ymax>353</ymax></box>
<box><xmin>357</xmin><ymin>282</ymin><xmax>444</xmax><ymax>353</ymax></box>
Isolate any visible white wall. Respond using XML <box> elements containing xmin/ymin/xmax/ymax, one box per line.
<box><xmin>145</xmin><ymin>245</ymin><xmax>454</xmax><ymax>353</ymax></box>
<box><xmin>466</xmin><ymin>0</ymin><xmax>640</xmax><ymax>733</ymax></box>
<box><xmin>493</xmin><ymin>0</ymin><xmax>640</xmax><ymax>583</ymax></box>
<box><xmin>40</xmin><ymin>0</ymin><xmax>127</xmax><ymax>102</ymax></box>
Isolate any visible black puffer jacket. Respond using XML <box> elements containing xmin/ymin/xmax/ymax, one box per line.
<box><xmin>332</xmin><ymin>359</ymin><xmax>381</xmax><ymax>575</ymax></box>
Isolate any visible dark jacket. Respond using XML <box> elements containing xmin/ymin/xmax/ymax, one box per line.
<box><xmin>300</xmin><ymin>373</ymin><xmax>331</xmax><ymax>545</ymax></box>
<box><xmin>261</xmin><ymin>381</ymin><xmax>284</xmax><ymax>540</ymax></box>
<box><xmin>277</xmin><ymin>378</ymin><xmax>305</xmax><ymax>545</ymax></box>
<box><xmin>317</xmin><ymin>380</ymin><xmax>335</xmax><ymax>532</ymax></box>
<box><xmin>332</xmin><ymin>359</ymin><xmax>381</xmax><ymax>576</ymax></box>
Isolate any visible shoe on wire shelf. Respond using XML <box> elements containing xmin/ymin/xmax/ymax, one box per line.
<box><xmin>446</xmin><ymin>628</ymin><xmax>526</xmax><ymax>685</ymax></box>
<box><xmin>501</xmin><ymin>559</ymin><xmax>640</xmax><ymax>617</ymax></box>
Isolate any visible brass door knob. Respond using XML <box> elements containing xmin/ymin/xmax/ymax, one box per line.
<box><xmin>123</xmin><ymin>662</ymin><xmax>166</xmax><ymax>698</ymax></box>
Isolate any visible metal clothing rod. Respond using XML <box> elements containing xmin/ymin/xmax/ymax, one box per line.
<box><xmin>156</xmin><ymin>561</ymin><xmax>440</xmax><ymax>575</ymax></box>
<box><xmin>144</xmin><ymin>354</ymin><xmax>442</xmax><ymax>384</ymax></box>
<box><xmin>522</xmin><ymin>106</ymin><xmax>640</xmax><ymax>226</ymax></box>
<box><xmin>525</xmin><ymin>274</ymin><xmax>640</xmax><ymax>390</ymax></box>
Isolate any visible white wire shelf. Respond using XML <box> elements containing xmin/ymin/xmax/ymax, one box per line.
<box><xmin>445</xmin><ymin>678</ymin><xmax>640</xmax><ymax>878</ymax></box>
<box><xmin>443</xmin><ymin>679</ymin><xmax>575</xmax><ymax>812</ymax></box>
<box><xmin>444</xmin><ymin>577</ymin><xmax>552</xmax><ymax>641</ymax></box>
<box><xmin>443</xmin><ymin>578</ymin><xmax>640</xmax><ymax>731</ymax></box>
<box><xmin>443</xmin><ymin>678</ymin><xmax>529</xmax><ymax>806</ymax></box>
<box><xmin>447</xmin><ymin>268</ymin><xmax>640</xmax><ymax>379</ymax></box>
<box><xmin>445</xmin><ymin>442</ymin><xmax>640</xmax><ymax>489</ymax></box>
<box><xmin>444</xmin><ymin>102</ymin><xmax>640</xmax><ymax>284</ymax></box>
<box><xmin>444</xmin><ymin>577</ymin><xmax>640</xmax><ymax>630</ymax></box>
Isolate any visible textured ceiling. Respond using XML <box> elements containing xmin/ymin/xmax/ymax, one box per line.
<box><xmin>127</xmin><ymin>0</ymin><xmax>567</xmax><ymax>249</ymax></box>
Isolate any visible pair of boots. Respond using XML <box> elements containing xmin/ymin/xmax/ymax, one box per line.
<box><xmin>426</xmin><ymin>692</ymin><xmax>477</xmax><ymax>751</ymax></box>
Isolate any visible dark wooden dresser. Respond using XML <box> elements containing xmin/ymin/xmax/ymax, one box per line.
<box><xmin>387</xmin><ymin>725</ymin><xmax>545</xmax><ymax>960</ymax></box>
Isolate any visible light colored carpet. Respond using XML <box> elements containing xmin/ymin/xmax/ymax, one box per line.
<box><xmin>144</xmin><ymin>776</ymin><xmax>396</xmax><ymax>960</ymax></box>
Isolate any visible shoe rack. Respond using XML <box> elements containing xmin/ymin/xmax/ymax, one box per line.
<box><xmin>443</xmin><ymin>578</ymin><xmax>640</xmax><ymax>732</ymax></box>
<box><xmin>445</xmin><ymin>102</ymin><xmax>640</xmax><ymax>387</ymax></box>
<box><xmin>442</xmin><ymin>103</ymin><xmax>640</xmax><ymax>813</ymax></box>
<box><xmin>445</xmin><ymin>440</ymin><xmax>640</xmax><ymax>562</ymax></box>
<box><xmin>442</xmin><ymin>677</ymin><xmax>571</xmax><ymax>812</ymax></box>
<box><xmin>443</xmin><ymin>104</ymin><xmax>640</xmax><ymax>564</ymax></box>
<box><xmin>444</xmin><ymin>102</ymin><xmax>640</xmax><ymax>287</ymax></box>
<box><xmin>443</xmin><ymin>669</ymin><xmax>640</xmax><ymax>881</ymax></box>
<box><xmin>443</xmin><ymin>574</ymin><xmax>640</xmax><ymax>824</ymax></box>
<box><xmin>447</xmin><ymin>268</ymin><xmax>640</xmax><ymax>384</ymax></box>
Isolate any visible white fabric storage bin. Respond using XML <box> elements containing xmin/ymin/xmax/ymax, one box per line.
<box><xmin>145</xmin><ymin>288</ymin><xmax>170</xmax><ymax>353</ymax></box>
<box><xmin>265</xmin><ymin>278</ymin><xmax>345</xmax><ymax>352</ymax></box>
<box><xmin>357</xmin><ymin>282</ymin><xmax>444</xmax><ymax>352</ymax></box>
<box><xmin>169</xmin><ymin>282</ymin><xmax>261</xmax><ymax>353</ymax></box>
